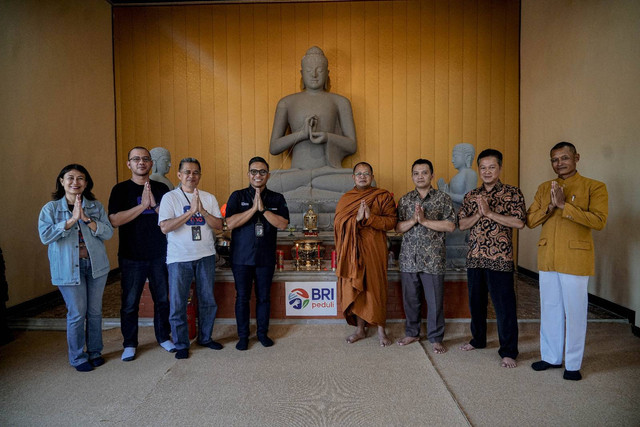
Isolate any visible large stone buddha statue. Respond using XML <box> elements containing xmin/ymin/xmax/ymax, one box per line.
<box><xmin>268</xmin><ymin>47</ymin><xmax>357</xmax><ymax>225</ymax></box>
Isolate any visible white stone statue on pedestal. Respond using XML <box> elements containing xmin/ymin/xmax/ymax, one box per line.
<box><xmin>149</xmin><ymin>147</ymin><xmax>174</xmax><ymax>190</ymax></box>
<box><xmin>438</xmin><ymin>143</ymin><xmax>478</xmax><ymax>269</ymax></box>
<box><xmin>437</xmin><ymin>143</ymin><xmax>477</xmax><ymax>208</ymax></box>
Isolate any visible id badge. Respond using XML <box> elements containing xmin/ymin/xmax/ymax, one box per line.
<box><xmin>191</xmin><ymin>226</ymin><xmax>202</xmax><ymax>241</ymax></box>
<box><xmin>255</xmin><ymin>219</ymin><xmax>264</xmax><ymax>238</ymax></box>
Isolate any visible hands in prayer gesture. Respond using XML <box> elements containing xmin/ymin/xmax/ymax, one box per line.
<box><xmin>413</xmin><ymin>202</ymin><xmax>425</xmax><ymax>225</ymax></box>
<box><xmin>71</xmin><ymin>195</ymin><xmax>84</xmax><ymax>223</ymax></box>
<box><xmin>252</xmin><ymin>187</ymin><xmax>264</xmax><ymax>212</ymax></box>
<box><xmin>188</xmin><ymin>188</ymin><xmax>208</xmax><ymax>217</ymax></box>
<box><xmin>549</xmin><ymin>181</ymin><xmax>566</xmax><ymax>210</ymax></box>
<box><xmin>356</xmin><ymin>200</ymin><xmax>370</xmax><ymax>222</ymax></box>
<box><xmin>140</xmin><ymin>181</ymin><xmax>157</xmax><ymax>210</ymax></box>
<box><xmin>475</xmin><ymin>195</ymin><xmax>491</xmax><ymax>217</ymax></box>
<box><xmin>68</xmin><ymin>195</ymin><xmax>94</xmax><ymax>230</ymax></box>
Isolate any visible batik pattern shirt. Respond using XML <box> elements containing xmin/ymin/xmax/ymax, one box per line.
<box><xmin>458</xmin><ymin>181</ymin><xmax>526</xmax><ymax>272</ymax></box>
<box><xmin>397</xmin><ymin>188</ymin><xmax>456</xmax><ymax>274</ymax></box>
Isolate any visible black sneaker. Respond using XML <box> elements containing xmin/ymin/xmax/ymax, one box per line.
<box><xmin>258</xmin><ymin>336</ymin><xmax>274</xmax><ymax>347</ymax></box>
<box><xmin>236</xmin><ymin>338</ymin><xmax>248</xmax><ymax>351</ymax></box>
<box><xmin>531</xmin><ymin>360</ymin><xmax>562</xmax><ymax>371</ymax></box>
<box><xmin>175</xmin><ymin>349</ymin><xmax>189</xmax><ymax>359</ymax></box>
<box><xmin>89</xmin><ymin>356</ymin><xmax>105</xmax><ymax>367</ymax></box>
<box><xmin>563</xmin><ymin>370</ymin><xmax>582</xmax><ymax>381</ymax></box>
<box><xmin>75</xmin><ymin>361</ymin><xmax>93</xmax><ymax>372</ymax></box>
<box><xmin>199</xmin><ymin>340</ymin><xmax>223</xmax><ymax>350</ymax></box>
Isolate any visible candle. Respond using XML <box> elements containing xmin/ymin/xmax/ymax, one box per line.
<box><xmin>295</xmin><ymin>243</ymin><xmax>299</xmax><ymax>259</ymax></box>
<box><xmin>331</xmin><ymin>249</ymin><xmax>337</xmax><ymax>271</ymax></box>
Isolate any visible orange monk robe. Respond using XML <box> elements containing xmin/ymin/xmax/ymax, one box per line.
<box><xmin>334</xmin><ymin>187</ymin><xmax>397</xmax><ymax>327</ymax></box>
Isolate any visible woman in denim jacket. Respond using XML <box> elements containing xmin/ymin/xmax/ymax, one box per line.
<box><xmin>38</xmin><ymin>164</ymin><xmax>113</xmax><ymax>372</ymax></box>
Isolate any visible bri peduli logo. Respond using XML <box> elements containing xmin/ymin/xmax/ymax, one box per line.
<box><xmin>288</xmin><ymin>288</ymin><xmax>309</xmax><ymax>310</ymax></box>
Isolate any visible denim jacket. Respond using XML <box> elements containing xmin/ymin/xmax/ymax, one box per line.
<box><xmin>38</xmin><ymin>198</ymin><xmax>113</xmax><ymax>285</ymax></box>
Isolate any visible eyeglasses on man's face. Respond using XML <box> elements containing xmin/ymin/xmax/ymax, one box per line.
<box><xmin>180</xmin><ymin>170</ymin><xmax>201</xmax><ymax>176</ymax></box>
<box><xmin>250</xmin><ymin>169</ymin><xmax>269</xmax><ymax>176</ymax></box>
<box><xmin>129</xmin><ymin>156</ymin><xmax>152</xmax><ymax>163</ymax></box>
<box><xmin>354</xmin><ymin>172</ymin><xmax>371</xmax><ymax>177</ymax></box>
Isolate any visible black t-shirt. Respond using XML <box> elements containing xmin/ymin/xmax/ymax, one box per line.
<box><xmin>108</xmin><ymin>180</ymin><xmax>169</xmax><ymax>260</ymax></box>
<box><xmin>226</xmin><ymin>186</ymin><xmax>289</xmax><ymax>266</ymax></box>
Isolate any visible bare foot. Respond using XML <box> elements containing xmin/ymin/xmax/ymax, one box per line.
<box><xmin>501</xmin><ymin>357</ymin><xmax>517</xmax><ymax>368</ymax></box>
<box><xmin>397</xmin><ymin>336</ymin><xmax>420</xmax><ymax>346</ymax></box>
<box><xmin>378</xmin><ymin>326</ymin><xmax>392</xmax><ymax>347</ymax></box>
<box><xmin>346</xmin><ymin>330</ymin><xmax>366</xmax><ymax>344</ymax></box>
<box><xmin>432</xmin><ymin>342</ymin><xmax>447</xmax><ymax>354</ymax></box>
<box><xmin>460</xmin><ymin>343</ymin><xmax>475</xmax><ymax>351</ymax></box>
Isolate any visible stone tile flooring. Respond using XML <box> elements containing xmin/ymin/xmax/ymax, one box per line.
<box><xmin>27</xmin><ymin>272</ymin><xmax>623</xmax><ymax>320</ymax></box>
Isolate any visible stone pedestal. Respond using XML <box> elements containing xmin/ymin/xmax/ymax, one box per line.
<box><xmin>445</xmin><ymin>229</ymin><xmax>469</xmax><ymax>271</ymax></box>
<box><xmin>138</xmin><ymin>231</ymin><xmax>470</xmax><ymax>320</ymax></box>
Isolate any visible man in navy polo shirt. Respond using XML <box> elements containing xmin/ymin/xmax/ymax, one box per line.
<box><xmin>225</xmin><ymin>157</ymin><xmax>289</xmax><ymax>351</ymax></box>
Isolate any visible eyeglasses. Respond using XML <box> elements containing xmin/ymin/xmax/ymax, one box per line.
<box><xmin>354</xmin><ymin>172</ymin><xmax>371</xmax><ymax>177</ymax></box>
<box><xmin>250</xmin><ymin>169</ymin><xmax>268</xmax><ymax>176</ymax></box>
<box><xmin>180</xmin><ymin>170</ymin><xmax>201</xmax><ymax>176</ymax></box>
<box><xmin>129</xmin><ymin>156</ymin><xmax>152</xmax><ymax>163</ymax></box>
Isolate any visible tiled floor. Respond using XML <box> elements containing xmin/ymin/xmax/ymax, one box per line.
<box><xmin>27</xmin><ymin>272</ymin><xmax>622</xmax><ymax>320</ymax></box>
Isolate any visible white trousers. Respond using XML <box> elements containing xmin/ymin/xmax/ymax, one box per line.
<box><xmin>539</xmin><ymin>271</ymin><xmax>589</xmax><ymax>371</ymax></box>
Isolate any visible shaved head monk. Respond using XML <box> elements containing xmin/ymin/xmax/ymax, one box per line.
<box><xmin>334</xmin><ymin>162</ymin><xmax>397</xmax><ymax>346</ymax></box>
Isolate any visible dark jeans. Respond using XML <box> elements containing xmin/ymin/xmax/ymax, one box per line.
<box><xmin>120</xmin><ymin>257</ymin><xmax>171</xmax><ymax>348</ymax></box>
<box><xmin>167</xmin><ymin>255</ymin><xmax>218</xmax><ymax>350</ymax></box>
<box><xmin>467</xmin><ymin>268</ymin><xmax>519</xmax><ymax>359</ymax></box>
<box><xmin>232</xmin><ymin>264</ymin><xmax>275</xmax><ymax>339</ymax></box>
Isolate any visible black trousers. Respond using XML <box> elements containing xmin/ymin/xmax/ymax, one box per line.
<box><xmin>232</xmin><ymin>264</ymin><xmax>275</xmax><ymax>340</ymax></box>
<box><xmin>467</xmin><ymin>268</ymin><xmax>518</xmax><ymax>359</ymax></box>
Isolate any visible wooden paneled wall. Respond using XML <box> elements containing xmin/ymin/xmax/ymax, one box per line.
<box><xmin>113</xmin><ymin>0</ymin><xmax>520</xmax><ymax>203</ymax></box>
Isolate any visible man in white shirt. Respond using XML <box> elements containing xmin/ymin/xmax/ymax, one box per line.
<box><xmin>158</xmin><ymin>158</ymin><xmax>223</xmax><ymax>359</ymax></box>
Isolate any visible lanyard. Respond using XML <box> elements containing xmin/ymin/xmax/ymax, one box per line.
<box><xmin>180</xmin><ymin>188</ymin><xmax>192</xmax><ymax>206</ymax></box>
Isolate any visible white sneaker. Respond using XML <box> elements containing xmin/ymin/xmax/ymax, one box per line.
<box><xmin>160</xmin><ymin>340</ymin><xmax>177</xmax><ymax>353</ymax></box>
<box><xmin>121</xmin><ymin>347</ymin><xmax>136</xmax><ymax>361</ymax></box>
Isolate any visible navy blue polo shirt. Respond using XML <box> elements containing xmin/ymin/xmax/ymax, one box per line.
<box><xmin>226</xmin><ymin>186</ymin><xmax>289</xmax><ymax>266</ymax></box>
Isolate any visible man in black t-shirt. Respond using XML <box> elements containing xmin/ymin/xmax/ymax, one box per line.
<box><xmin>108</xmin><ymin>146</ymin><xmax>174</xmax><ymax>361</ymax></box>
<box><xmin>226</xmin><ymin>157</ymin><xmax>289</xmax><ymax>351</ymax></box>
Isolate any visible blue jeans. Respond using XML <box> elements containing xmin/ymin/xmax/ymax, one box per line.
<box><xmin>167</xmin><ymin>255</ymin><xmax>218</xmax><ymax>350</ymax></box>
<box><xmin>232</xmin><ymin>264</ymin><xmax>275</xmax><ymax>339</ymax></box>
<box><xmin>57</xmin><ymin>258</ymin><xmax>107</xmax><ymax>367</ymax></box>
<box><xmin>467</xmin><ymin>268</ymin><xmax>519</xmax><ymax>359</ymax></box>
<box><xmin>120</xmin><ymin>257</ymin><xmax>171</xmax><ymax>348</ymax></box>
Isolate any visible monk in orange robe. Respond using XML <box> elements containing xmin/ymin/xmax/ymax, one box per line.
<box><xmin>334</xmin><ymin>162</ymin><xmax>397</xmax><ymax>346</ymax></box>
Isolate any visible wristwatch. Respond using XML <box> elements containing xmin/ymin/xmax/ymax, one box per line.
<box><xmin>82</xmin><ymin>218</ymin><xmax>92</xmax><ymax>224</ymax></box>
<box><xmin>259</xmin><ymin>207</ymin><xmax>266</xmax><ymax>214</ymax></box>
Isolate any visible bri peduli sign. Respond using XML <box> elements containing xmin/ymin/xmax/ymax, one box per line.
<box><xmin>285</xmin><ymin>282</ymin><xmax>337</xmax><ymax>316</ymax></box>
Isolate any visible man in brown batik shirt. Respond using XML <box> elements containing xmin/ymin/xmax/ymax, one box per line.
<box><xmin>458</xmin><ymin>149</ymin><xmax>526</xmax><ymax>368</ymax></box>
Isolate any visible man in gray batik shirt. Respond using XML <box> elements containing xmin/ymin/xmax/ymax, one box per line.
<box><xmin>395</xmin><ymin>159</ymin><xmax>456</xmax><ymax>353</ymax></box>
